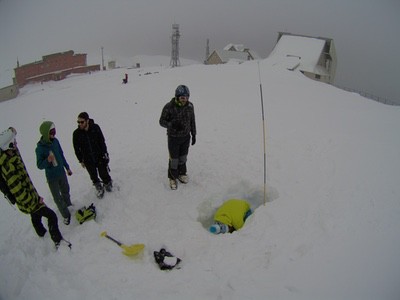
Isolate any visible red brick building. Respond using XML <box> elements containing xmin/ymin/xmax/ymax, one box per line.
<box><xmin>14</xmin><ymin>50</ymin><xmax>100</xmax><ymax>87</ymax></box>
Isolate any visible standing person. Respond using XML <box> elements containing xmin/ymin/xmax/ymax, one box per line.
<box><xmin>73</xmin><ymin>112</ymin><xmax>112</xmax><ymax>198</ymax></box>
<box><xmin>0</xmin><ymin>127</ymin><xmax>67</xmax><ymax>248</ymax></box>
<box><xmin>159</xmin><ymin>85</ymin><xmax>196</xmax><ymax>190</ymax></box>
<box><xmin>122</xmin><ymin>73</ymin><xmax>128</xmax><ymax>84</ymax></box>
<box><xmin>36</xmin><ymin>121</ymin><xmax>73</xmax><ymax>225</ymax></box>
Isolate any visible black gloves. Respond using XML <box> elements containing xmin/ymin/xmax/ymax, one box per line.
<box><xmin>191</xmin><ymin>135</ymin><xmax>196</xmax><ymax>145</ymax></box>
<box><xmin>171</xmin><ymin>120</ymin><xmax>184</xmax><ymax>131</ymax></box>
<box><xmin>102</xmin><ymin>153</ymin><xmax>110</xmax><ymax>165</ymax></box>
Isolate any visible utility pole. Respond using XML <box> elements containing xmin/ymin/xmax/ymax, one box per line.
<box><xmin>101</xmin><ymin>47</ymin><xmax>105</xmax><ymax>70</ymax></box>
<box><xmin>204</xmin><ymin>39</ymin><xmax>210</xmax><ymax>64</ymax></box>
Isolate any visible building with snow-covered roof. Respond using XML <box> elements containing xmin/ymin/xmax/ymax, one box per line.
<box><xmin>223</xmin><ymin>44</ymin><xmax>246</xmax><ymax>52</ymax></box>
<box><xmin>268</xmin><ymin>32</ymin><xmax>337</xmax><ymax>84</ymax></box>
<box><xmin>206</xmin><ymin>44</ymin><xmax>260</xmax><ymax>65</ymax></box>
<box><xmin>14</xmin><ymin>50</ymin><xmax>100</xmax><ymax>87</ymax></box>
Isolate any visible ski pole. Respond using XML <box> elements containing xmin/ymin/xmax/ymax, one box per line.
<box><xmin>258</xmin><ymin>61</ymin><xmax>267</xmax><ymax>205</ymax></box>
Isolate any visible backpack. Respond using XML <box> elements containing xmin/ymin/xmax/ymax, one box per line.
<box><xmin>75</xmin><ymin>203</ymin><xmax>96</xmax><ymax>224</ymax></box>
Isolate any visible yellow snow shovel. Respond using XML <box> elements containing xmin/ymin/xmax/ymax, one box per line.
<box><xmin>100</xmin><ymin>231</ymin><xmax>144</xmax><ymax>256</ymax></box>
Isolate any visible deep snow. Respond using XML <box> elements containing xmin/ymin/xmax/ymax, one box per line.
<box><xmin>0</xmin><ymin>56</ymin><xmax>399</xmax><ymax>300</ymax></box>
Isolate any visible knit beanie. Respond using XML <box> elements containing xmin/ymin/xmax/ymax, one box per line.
<box><xmin>39</xmin><ymin>121</ymin><xmax>55</xmax><ymax>143</ymax></box>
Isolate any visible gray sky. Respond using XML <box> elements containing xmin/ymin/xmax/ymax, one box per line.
<box><xmin>1</xmin><ymin>0</ymin><xmax>399</xmax><ymax>104</ymax></box>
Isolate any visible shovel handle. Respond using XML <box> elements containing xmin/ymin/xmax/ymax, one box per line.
<box><xmin>100</xmin><ymin>231</ymin><xmax>122</xmax><ymax>246</ymax></box>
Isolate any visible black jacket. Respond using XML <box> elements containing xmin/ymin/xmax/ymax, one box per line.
<box><xmin>159</xmin><ymin>98</ymin><xmax>196</xmax><ymax>138</ymax></box>
<box><xmin>73</xmin><ymin>119</ymin><xmax>108</xmax><ymax>166</ymax></box>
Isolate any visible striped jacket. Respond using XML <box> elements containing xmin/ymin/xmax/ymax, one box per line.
<box><xmin>0</xmin><ymin>150</ymin><xmax>43</xmax><ymax>214</ymax></box>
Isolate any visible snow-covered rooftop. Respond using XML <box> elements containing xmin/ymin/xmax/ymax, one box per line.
<box><xmin>268</xmin><ymin>35</ymin><xmax>326</xmax><ymax>74</ymax></box>
<box><xmin>223</xmin><ymin>43</ymin><xmax>245</xmax><ymax>51</ymax></box>
<box><xmin>213</xmin><ymin>50</ymin><xmax>252</xmax><ymax>62</ymax></box>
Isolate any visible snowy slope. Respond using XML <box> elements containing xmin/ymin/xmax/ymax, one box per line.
<box><xmin>0</xmin><ymin>57</ymin><xmax>399</xmax><ymax>300</ymax></box>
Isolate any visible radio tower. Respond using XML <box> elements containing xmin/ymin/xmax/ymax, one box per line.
<box><xmin>204</xmin><ymin>38</ymin><xmax>210</xmax><ymax>64</ymax></box>
<box><xmin>170</xmin><ymin>23</ymin><xmax>181</xmax><ymax>67</ymax></box>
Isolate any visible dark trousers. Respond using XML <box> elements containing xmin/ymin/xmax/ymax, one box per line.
<box><xmin>86</xmin><ymin>161</ymin><xmax>112</xmax><ymax>186</ymax></box>
<box><xmin>48</xmin><ymin>173</ymin><xmax>71</xmax><ymax>219</ymax></box>
<box><xmin>31</xmin><ymin>206</ymin><xmax>62</xmax><ymax>243</ymax></box>
<box><xmin>168</xmin><ymin>135</ymin><xmax>190</xmax><ymax>179</ymax></box>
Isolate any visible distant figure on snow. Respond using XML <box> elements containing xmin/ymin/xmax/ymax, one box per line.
<box><xmin>159</xmin><ymin>85</ymin><xmax>196</xmax><ymax>190</ymax></box>
<box><xmin>0</xmin><ymin>127</ymin><xmax>65</xmax><ymax>248</ymax></box>
<box><xmin>73</xmin><ymin>112</ymin><xmax>112</xmax><ymax>198</ymax></box>
<box><xmin>209</xmin><ymin>199</ymin><xmax>252</xmax><ymax>234</ymax></box>
<box><xmin>36</xmin><ymin>121</ymin><xmax>73</xmax><ymax>225</ymax></box>
<box><xmin>123</xmin><ymin>73</ymin><xmax>128</xmax><ymax>84</ymax></box>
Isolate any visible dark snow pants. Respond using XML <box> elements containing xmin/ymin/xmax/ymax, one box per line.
<box><xmin>168</xmin><ymin>135</ymin><xmax>190</xmax><ymax>179</ymax></box>
<box><xmin>48</xmin><ymin>173</ymin><xmax>71</xmax><ymax>219</ymax></box>
<box><xmin>85</xmin><ymin>161</ymin><xmax>112</xmax><ymax>186</ymax></box>
<box><xmin>31</xmin><ymin>206</ymin><xmax>62</xmax><ymax>243</ymax></box>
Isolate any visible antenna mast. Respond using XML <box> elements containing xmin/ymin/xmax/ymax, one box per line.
<box><xmin>204</xmin><ymin>39</ymin><xmax>210</xmax><ymax>64</ymax></box>
<box><xmin>170</xmin><ymin>23</ymin><xmax>181</xmax><ymax>67</ymax></box>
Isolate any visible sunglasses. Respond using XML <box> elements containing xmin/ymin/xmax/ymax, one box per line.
<box><xmin>77</xmin><ymin>120</ymin><xmax>86</xmax><ymax>124</ymax></box>
<box><xmin>8</xmin><ymin>141</ymin><xmax>16</xmax><ymax>150</ymax></box>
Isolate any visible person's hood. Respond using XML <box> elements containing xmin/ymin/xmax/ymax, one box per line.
<box><xmin>39</xmin><ymin>121</ymin><xmax>55</xmax><ymax>143</ymax></box>
<box><xmin>0</xmin><ymin>128</ymin><xmax>16</xmax><ymax>151</ymax></box>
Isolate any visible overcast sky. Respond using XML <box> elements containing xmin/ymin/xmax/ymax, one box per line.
<box><xmin>1</xmin><ymin>0</ymin><xmax>399</xmax><ymax>104</ymax></box>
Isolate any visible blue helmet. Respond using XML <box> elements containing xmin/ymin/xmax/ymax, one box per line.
<box><xmin>175</xmin><ymin>85</ymin><xmax>190</xmax><ymax>98</ymax></box>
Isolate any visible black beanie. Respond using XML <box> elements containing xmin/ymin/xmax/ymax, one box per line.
<box><xmin>78</xmin><ymin>112</ymin><xmax>89</xmax><ymax>120</ymax></box>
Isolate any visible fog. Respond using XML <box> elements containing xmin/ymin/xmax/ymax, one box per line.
<box><xmin>1</xmin><ymin>0</ymin><xmax>399</xmax><ymax>104</ymax></box>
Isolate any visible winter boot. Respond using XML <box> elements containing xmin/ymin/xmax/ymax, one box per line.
<box><xmin>55</xmin><ymin>238</ymin><xmax>72</xmax><ymax>250</ymax></box>
<box><xmin>104</xmin><ymin>181</ymin><xmax>113</xmax><ymax>192</ymax></box>
<box><xmin>178</xmin><ymin>174</ymin><xmax>189</xmax><ymax>184</ymax></box>
<box><xmin>95</xmin><ymin>182</ymin><xmax>105</xmax><ymax>199</ymax></box>
<box><xmin>169</xmin><ymin>179</ymin><xmax>177</xmax><ymax>190</ymax></box>
<box><xmin>63</xmin><ymin>216</ymin><xmax>71</xmax><ymax>225</ymax></box>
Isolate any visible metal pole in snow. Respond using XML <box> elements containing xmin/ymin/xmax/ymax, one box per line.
<box><xmin>257</xmin><ymin>62</ymin><xmax>267</xmax><ymax>205</ymax></box>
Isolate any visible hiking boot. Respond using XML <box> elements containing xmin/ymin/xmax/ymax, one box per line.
<box><xmin>104</xmin><ymin>181</ymin><xmax>113</xmax><ymax>192</ymax></box>
<box><xmin>95</xmin><ymin>183</ymin><xmax>105</xmax><ymax>199</ymax></box>
<box><xmin>169</xmin><ymin>179</ymin><xmax>177</xmax><ymax>190</ymax></box>
<box><xmin>178</xmin><ymin>174</ymin><xmax>189</xmax><ymax>184</ymax></box>
<box><xmin>55</xmin><ymin>239</ymin><xmax>72</xmax><ymax>250</ymax></box>
<box><xmin>63</xmin><ymin>216</ymin><xmax>71</xmax><ymax>225</ymax></box>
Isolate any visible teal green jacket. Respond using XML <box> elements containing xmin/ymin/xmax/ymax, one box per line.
<box><xmin>35</xmin><ymin>121</ymin><xmax>70</xmax><ymax>181</ymax></box>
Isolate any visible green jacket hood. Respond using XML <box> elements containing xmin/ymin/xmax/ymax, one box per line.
<box><xmin>39</xmin><ymin>121</ymin><xmax>54</xmax><ymax>143</ymax></box>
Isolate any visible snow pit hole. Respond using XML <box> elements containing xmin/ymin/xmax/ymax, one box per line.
<box><xmin>197</xmin><ymin>183</ymin><xmax>278</xmax><ymax>230</ymax></box>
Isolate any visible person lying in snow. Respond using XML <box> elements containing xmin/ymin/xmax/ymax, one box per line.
<box><xmin>209</xmin><ymin>199</ymin><xmax>252</xmax><ymax>234</ymax></box>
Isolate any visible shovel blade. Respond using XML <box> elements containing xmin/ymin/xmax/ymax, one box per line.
<box><xmin>121</xmin><ymin>244</ymin><xmax>145</xmax><ymax>256</ymax></box>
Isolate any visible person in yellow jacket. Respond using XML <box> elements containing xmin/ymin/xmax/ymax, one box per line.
<box><xmin>209</xmin><ymin>199</ymin><xmax>252</xmax><ymax>234</ymax></box>
<box><xmin>0</xmin><ymin>127</ymin><xmax>65</xmax><ymax>248</ymax></box>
